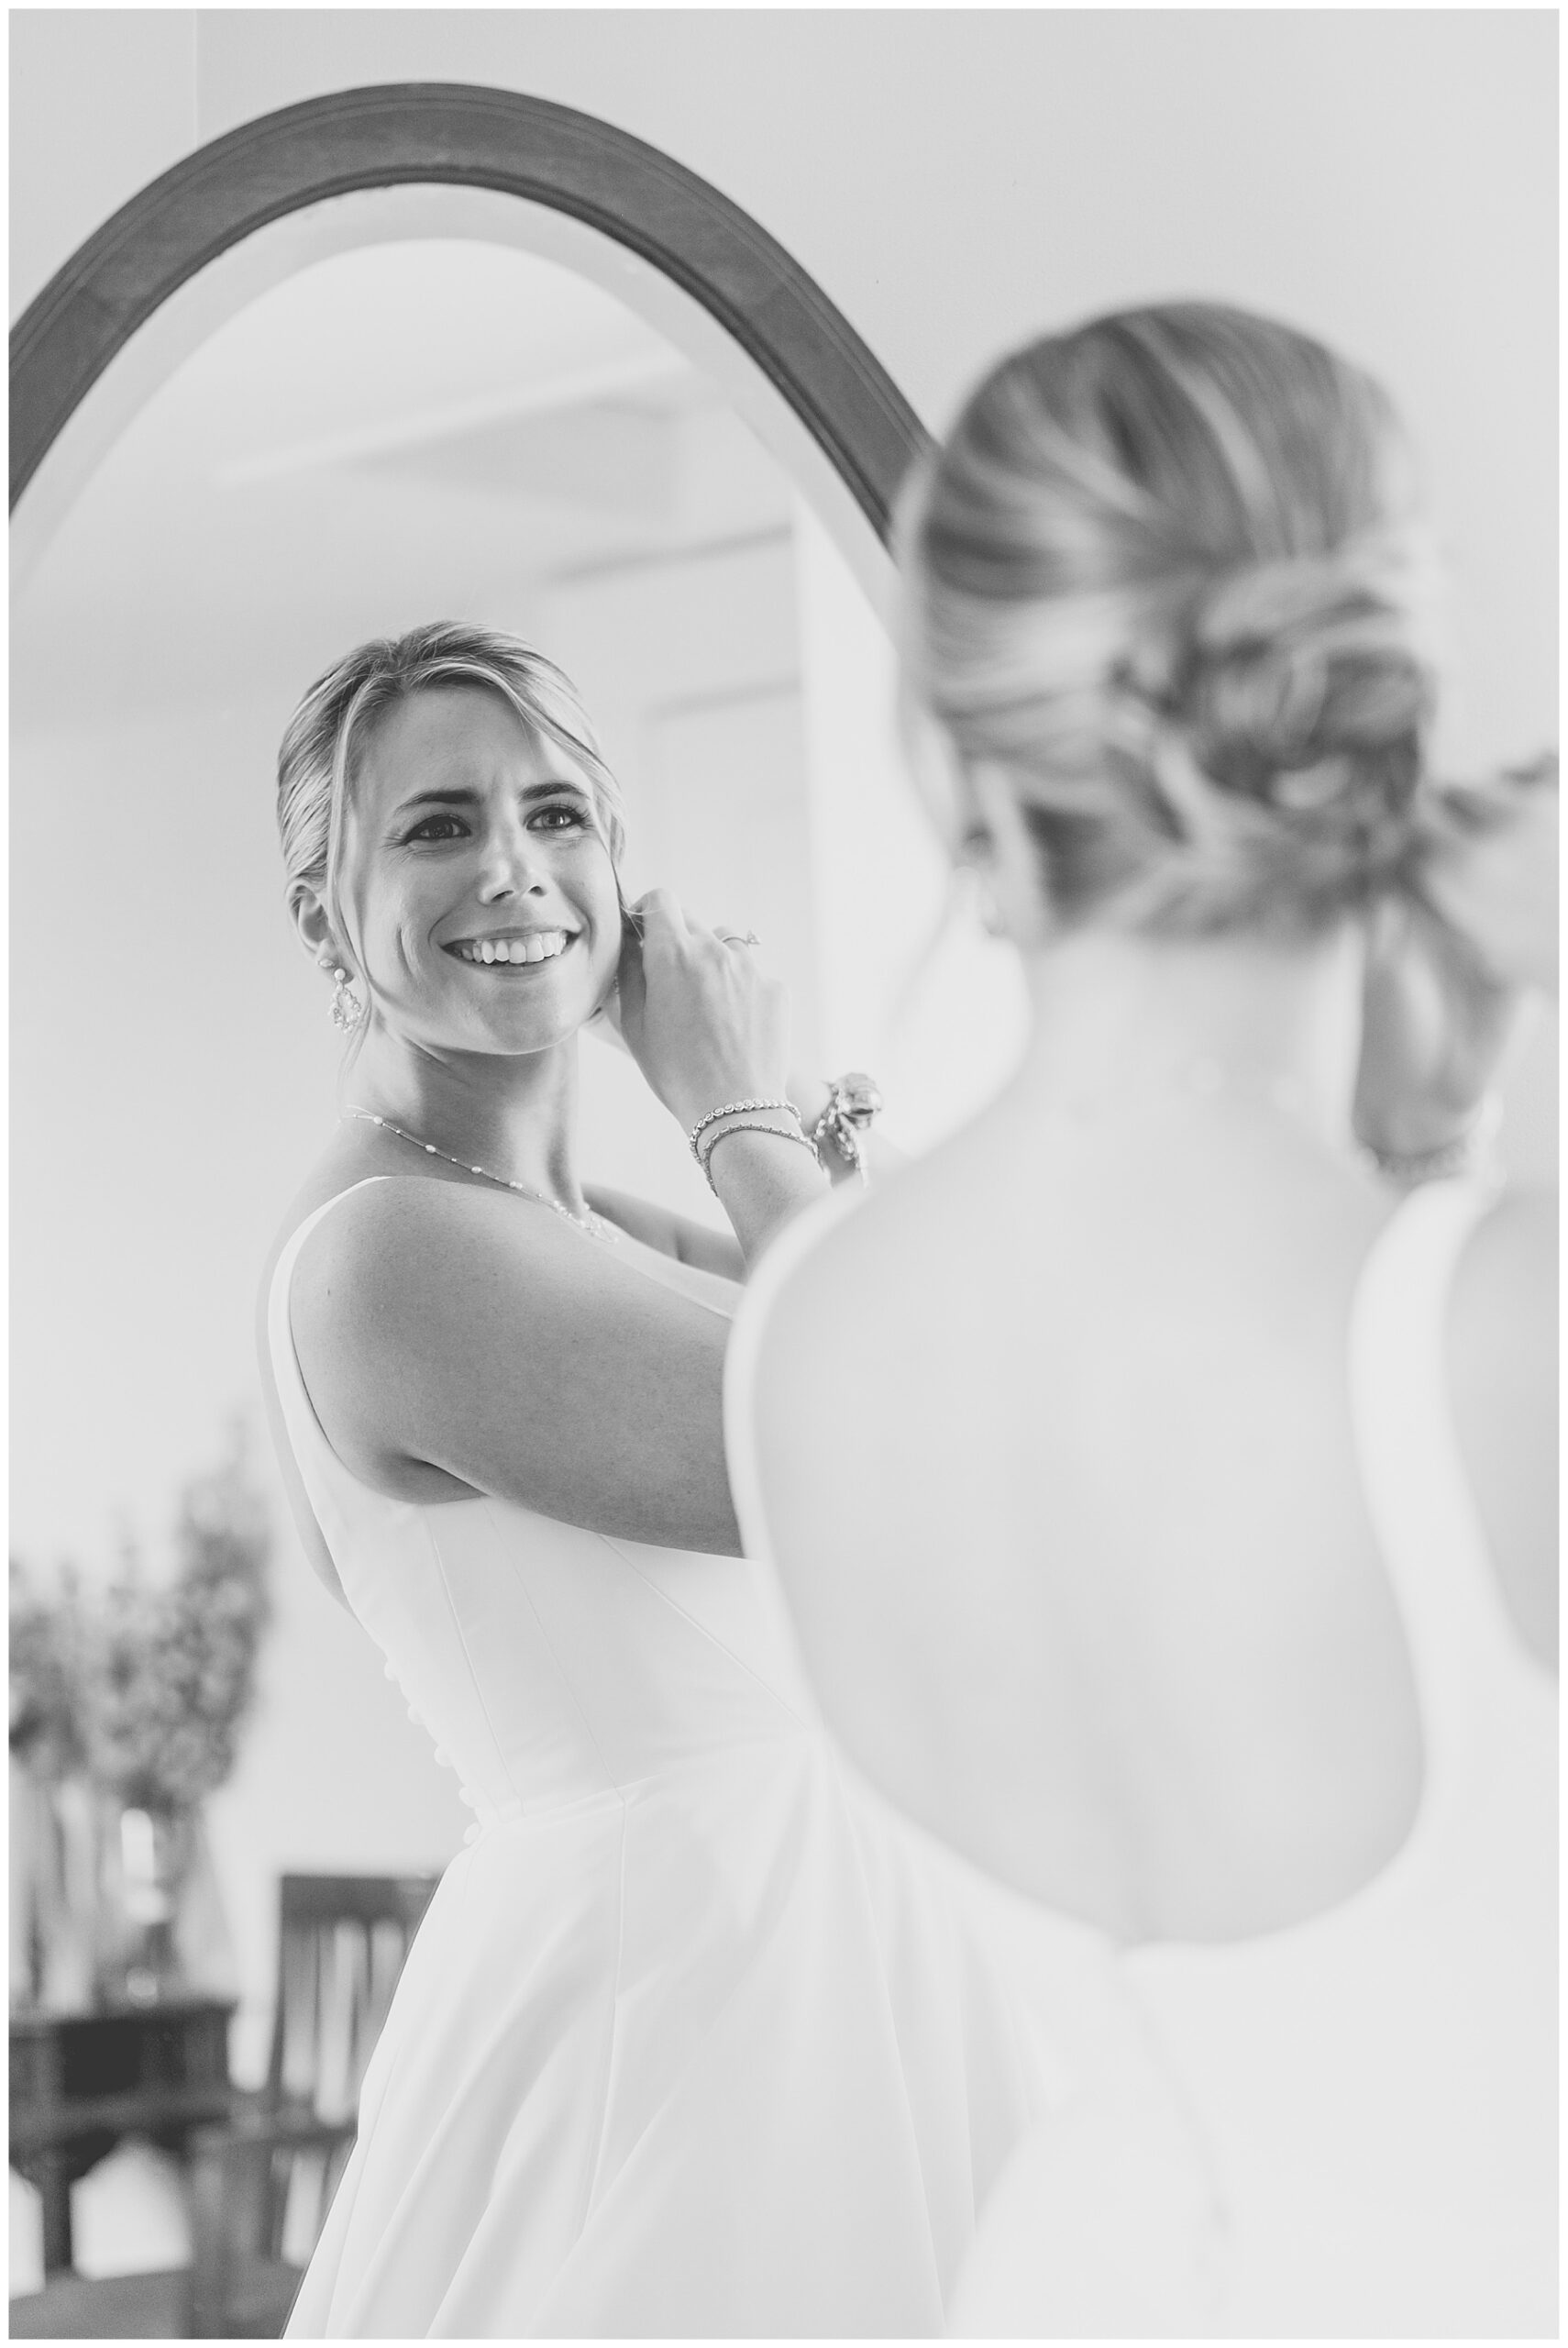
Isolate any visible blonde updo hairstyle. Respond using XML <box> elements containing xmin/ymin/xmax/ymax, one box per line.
<box><xmin>277</xmin><ymin>621</ymin><xmax>627</xmax><ymax>1034</ymax></box>
<box><xmin>899</xmin><ymin>302</ymin><xmax>1460</xmax><ymax>937</ymax></box>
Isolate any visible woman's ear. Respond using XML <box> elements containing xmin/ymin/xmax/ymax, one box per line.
<box><xmin>290</xmin><ymin>884</ymin><xmax>347</xmax><ymax>973</ymax></box>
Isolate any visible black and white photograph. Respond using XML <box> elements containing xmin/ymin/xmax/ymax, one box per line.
<box><xmin>8</xmin><ymin>8</ymin><xmax>1557</xmax><ymax>2339</ymax></box>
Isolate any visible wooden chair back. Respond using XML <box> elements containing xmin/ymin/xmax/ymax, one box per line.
<box><xmin>257</xmin><ymin>1870</ymin><xmax>439</xmax><ymax>2273</ymax></box>
<box><xmin>266</xmin><ymin>1872</ymin><xmax>438</xmax><ymax>2123</ymax></box>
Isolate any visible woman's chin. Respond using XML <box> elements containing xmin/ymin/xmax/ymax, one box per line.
<box><xmin>451</xmin><ymin>994</ymin><xmax>600</xmax><ymax>1058</ymax></box>
<box><xmin>374</xmin><ymin>965</ymin><xmax>613</xmax><ymax>1059</ymax></box>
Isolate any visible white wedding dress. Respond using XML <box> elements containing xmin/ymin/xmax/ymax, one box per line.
<box><xmin>725</xmin><ymin>1177</ymin><xmax>1558</xmax><ymax>2338</ymax></box>
<box><xmin>267</xmin><ymin>1179</ymin><xmax>1046</xmax><ymax>2338</ymax></box>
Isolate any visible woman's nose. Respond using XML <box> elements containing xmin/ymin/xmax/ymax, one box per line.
<box><xmin>477</xmin><ymin>825</ymin><xmax>547</xmax><ymax>900</ymax></box>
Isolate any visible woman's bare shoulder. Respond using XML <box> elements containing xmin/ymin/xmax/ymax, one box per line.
<box><xmin>269</xmin><ymin>1157</ymin><xmax>740</xmax><ymax>1549</ymax></box>
<box><xmin>287</xmin><ymin>1168</ymin><xmax>571</xmax><ymax>1322</ymax></box>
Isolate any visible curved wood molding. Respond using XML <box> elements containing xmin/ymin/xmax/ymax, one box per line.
<box><xmin>9</xmin><ymin>81</ymin><xmax>930</xmax><ymax>531</ymax></box>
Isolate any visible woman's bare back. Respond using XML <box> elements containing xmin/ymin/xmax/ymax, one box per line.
<box><xmin>743</xmin><ymin>1097</ymin><xmax>1490</xmax><ymax>1946</ymax></box>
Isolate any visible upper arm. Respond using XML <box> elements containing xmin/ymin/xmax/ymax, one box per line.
<box><xmin>290</xmin><ymin>1183</ymin><xmax>741</xmax><ymax>1555</ymax></box>
<box><xmin>588</xmin><ymin>1183</ymin><xmax>745</xmax><ymax>1282</ymax></box>
<box><xmin>1448</xmin><ymin>1188</ymin><xmax>1558</xmax><ymax>1666</ymax></box>
<box><xmin>670</xmin><ymin>1214</ymin><xmax>746</xmax><ymax>1280</ymax></box>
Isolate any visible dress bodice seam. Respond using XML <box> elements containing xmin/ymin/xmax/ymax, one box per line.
<box><xmin>595</xmin><ymin>1533</ymin><xmax>818</xmax><ymax>1737</ymax></box>
<box><xmin>574</xmin><ymin>1808</ymin><xmax>631</xmax><ymax>2238</ymax></box>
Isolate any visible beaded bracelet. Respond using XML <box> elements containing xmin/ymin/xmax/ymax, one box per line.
<box><xmin>699</xmin><ymin>1118</ymin><xmax>823</xmax><ymax>1196</ymax></box>
<box><xmin>688</xmin><ymin>1097</ymin><xmax>801</xmax><ymax>1160</ymax></box>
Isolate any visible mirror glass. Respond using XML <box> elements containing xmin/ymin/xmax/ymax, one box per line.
<box><xmin>8</xmin><ymin>227</ymin><xmax>1028</xmax><ymax>2137</ymax></box>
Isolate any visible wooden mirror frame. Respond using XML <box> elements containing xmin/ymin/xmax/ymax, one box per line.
<box><xmin>9</xmin><ymin>82</ymin><xmax>930</xmax><ymax>535</ymax></box>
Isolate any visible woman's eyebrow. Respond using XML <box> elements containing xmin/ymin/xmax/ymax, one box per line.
<box><xmin>392</xmin><ymin>781</ymin><xmax>591</xmax><ymax>816</ymax></box>
<box><xmin>394</xmin><ymin>786</ymin><xmax>481</xmax><ymax>815</ymax></box>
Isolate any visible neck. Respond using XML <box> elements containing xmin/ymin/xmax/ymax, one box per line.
<box><xmin>347</xmin><ymin>1027</ymin><xmax>587</xmax><ymax>1211</ymax></box>
<box><xmin>1008</xmin><ymin>917</ymin><xmax>1365</xmax><ymax>1148</ymax></box>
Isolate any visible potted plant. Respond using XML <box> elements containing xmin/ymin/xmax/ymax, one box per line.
<box><xmin>9</xmin><ymin>1437</ymin><xmax>271</xmax><ymax>2010</ymax></box>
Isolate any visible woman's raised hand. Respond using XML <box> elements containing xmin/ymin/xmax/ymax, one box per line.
<box><xmin>615</xmin><ymin>891</ymin><xmax>792</xmax><ymax>1134</ymax></box>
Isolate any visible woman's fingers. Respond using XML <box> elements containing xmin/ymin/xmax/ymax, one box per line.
<box><xmin>629</xmin><ymin>888</ymin><xmax>691</xmax><ymax>951</ymax></box>
<box><xmin>631</xmin><ymin>894</ymin><xmax>766</xmax><ymax>995</ymax></box>
<box><xmin>613</xmin><ymin>887</ymin><xmax>787</xmax><ymax>1125</ymax></box>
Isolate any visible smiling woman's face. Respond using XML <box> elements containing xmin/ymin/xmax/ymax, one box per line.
<box><xmin>341</xmin><ymin>683</ymin><xmax>623</xmax><ymax>1058</ymax></box>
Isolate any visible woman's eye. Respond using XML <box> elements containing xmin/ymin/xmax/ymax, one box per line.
<box><xmin>404</xmin><ymin>815</ymin><xmax>467</xmax><ymax>843</ymax></box>
<box><xmin>531</xmin><ymin>803</ymin><xmax>588</xmax><ymax>832</ymax></box>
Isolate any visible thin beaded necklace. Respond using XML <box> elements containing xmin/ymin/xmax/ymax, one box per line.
<box><xmin>344</xmin><ymin>1107</ymin><xmax>619</xmax><ymax>1244</ymax></box>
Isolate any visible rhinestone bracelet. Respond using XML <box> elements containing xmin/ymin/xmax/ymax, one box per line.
<box><xmin>699</xmin><ymin>1118</ymin><xmax>823</xmax><ymax>1196</ymax></box>
<box><xmin>688</xmin><ymin>1097</ymin><xmax>801</xmax><ymax>1160</ymax></box>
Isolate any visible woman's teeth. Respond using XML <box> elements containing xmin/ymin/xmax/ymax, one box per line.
<box><xmin>455</xmin><ymin>932</ymin><xmax>569</xmax><ymax>967</ymax></box>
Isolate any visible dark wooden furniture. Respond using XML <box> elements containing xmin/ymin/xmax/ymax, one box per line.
<box><xmin>9</xmin><ymin>1996</ymin><xmax>237</xmax><ymax>2277</ymax></box>
<box><xmin>9</xmin><ymin>1873</ymin><xmax>439</xmax><ymax>2339</ymax></box>
<box><xmin>9</xmin><ymin>83</ymin><xmax>928</xmax><ymax>533</ymax></box>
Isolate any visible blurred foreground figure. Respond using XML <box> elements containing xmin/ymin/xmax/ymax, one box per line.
<box><xmin>730</xmin><ymin>305</ymin><xmax>1556</xmax><ymax>2337</ymax></box>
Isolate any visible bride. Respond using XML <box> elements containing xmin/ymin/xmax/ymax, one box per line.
<box><xmin>727</xmin><ymin>304</ymin><xmax>1557</xmax><ymax>2335</ymax></box>
<box><xmin>256</xmin><ymin>620</ymin><xmax>1042</xmax><ymax>2336</ymax></box>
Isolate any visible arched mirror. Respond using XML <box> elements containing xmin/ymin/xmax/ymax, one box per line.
<box><xmin>8</xmin><ymin>93</ymin><xmax>1030</xmax><ymax>2137</ymax></box>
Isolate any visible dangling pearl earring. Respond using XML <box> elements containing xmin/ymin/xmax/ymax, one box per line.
<box><xmin>325</xmin><ymin>962</ymin><xmax>364</xmax><ymax>1033</ymax></box>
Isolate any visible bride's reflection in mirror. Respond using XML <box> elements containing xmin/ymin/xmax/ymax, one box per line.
<box><xmin>8</xmin><ymin>229</ymin><xmax>1020</xmax><ymax>2193</ymax></box>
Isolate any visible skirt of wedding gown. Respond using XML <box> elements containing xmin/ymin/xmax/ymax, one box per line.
<box><xmin>269</xmin><ymin>1183</ymin><xmax>1069</xmax><ymax>2338</ymax></box>
<box><xmin>286</xmin><ymin>1734</ymin><xmax>1049</xmax><ymax>2338</ymax></box>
